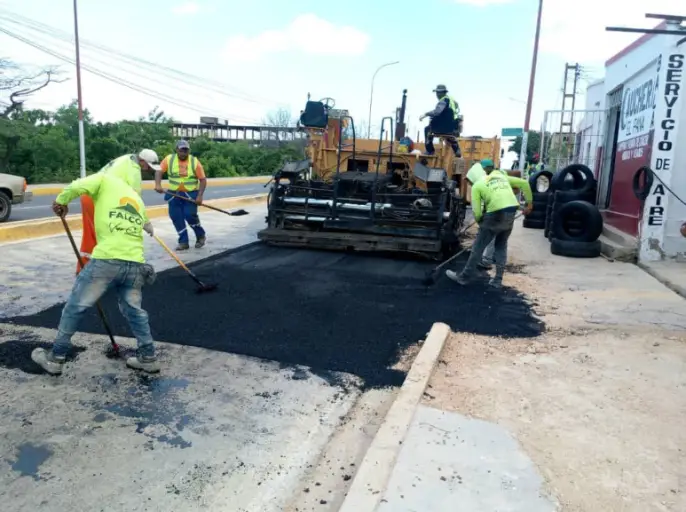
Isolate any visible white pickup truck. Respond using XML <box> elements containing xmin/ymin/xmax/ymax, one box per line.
<box><xmin>0</xmin><ymin>172</ymin><xmax>33</xmax><ymax>222</ymax></box>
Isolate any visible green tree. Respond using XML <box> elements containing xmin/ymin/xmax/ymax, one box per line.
<box><xmin>0</xmin><ymin>59</ymin><xmax>62</xmax><ymax>173</ymax></box>
<box><xmin>508</xmin><ymin>131</ymin><xmax>543</xmax><ymax>162</ymax></box>
<box><xmin>2</xmin><ymin>67</ymin><xmax>305</xmax><ymax>184</ymax></box>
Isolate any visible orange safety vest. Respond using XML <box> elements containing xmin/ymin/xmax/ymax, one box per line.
<box><xmin>76</xmin><ymin>195</ymin><xmax>97</xmax><ymax>274</ymax></box>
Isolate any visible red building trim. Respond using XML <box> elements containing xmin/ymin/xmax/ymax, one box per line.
<box><xmin>605</xmin><ymin>21</ymin><xmax>667</xmax><ymax>67</ymax></box>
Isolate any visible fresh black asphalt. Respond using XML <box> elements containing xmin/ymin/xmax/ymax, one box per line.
<box><xmin>5</xmin><ymin>243</ymin><xmax>544</xmax><ymax>388</ymax></box>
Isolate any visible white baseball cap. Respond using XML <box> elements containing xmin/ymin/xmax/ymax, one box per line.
<box><xmin>138</xmin><ymin>149</ymin><xmax>161</xmax><ymax>171</ymax></box>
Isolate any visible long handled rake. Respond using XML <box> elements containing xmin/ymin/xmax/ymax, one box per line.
<box><xmin>60</xmin><ymin>217</ymin><xmax>121</xmax><ymax>357</ymax></box>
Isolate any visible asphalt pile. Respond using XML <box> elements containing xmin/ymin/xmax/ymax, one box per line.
<box><xmin>6</xmin><ymin>244</ymin><xmax>544</xmax><ymax>388</ymax></box>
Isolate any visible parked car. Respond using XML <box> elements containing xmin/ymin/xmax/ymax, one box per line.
<box><xmin>0</xmin><ymin>172</ymin><xmax>33</xmax><ymax>222</ymax></box>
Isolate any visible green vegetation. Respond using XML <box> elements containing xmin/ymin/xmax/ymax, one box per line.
<box><xmin>0</xmin><ymin>102</ymin><xmax>304</xmax><ymax>183</ymax></box>
<box><xmin>508</xmin><ymin>131</ymin><xmax>543</xmax><ymax>161</ymax></box>
<box><xmin>1</xmin><ymin>60</ymin><xmax>302</xmax><ymax>183</ymax></box>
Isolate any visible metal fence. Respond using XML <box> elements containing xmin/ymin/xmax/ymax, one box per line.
<box><xmin>539</xmin><ymin>109</ymin><xmax>606</xmax><ymax>174</ymax></box>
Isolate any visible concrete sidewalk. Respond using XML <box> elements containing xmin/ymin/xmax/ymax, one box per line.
<box><xmin>639</xmin><ymin>260</ymin><xmax>686</xmax><ymax>300</ymax></box>
<box><xmin>357</xmin><ymin>221</ymin><xmax>686</xmax><ymax>511</ymax></box>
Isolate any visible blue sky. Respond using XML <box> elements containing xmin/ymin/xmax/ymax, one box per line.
<box><xmin>0</xmin><ymin>0</ymin><xmax>673</xmax><ymax>153</ymax></box>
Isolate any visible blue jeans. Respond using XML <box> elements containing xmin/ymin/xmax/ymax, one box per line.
<box><xmin>165</xmin><ymin>190</ymin><xmax>206</xmax><ymax>245</ymax></box>
<box><xmin>53</xmin><ymin>259</ymin><xmax>155</xmax><ymax>358</ymax></box>
<box><xmin>460</xmin><ymin>208</ymin><xmax>517</xmax><ymax>281</ymax></box>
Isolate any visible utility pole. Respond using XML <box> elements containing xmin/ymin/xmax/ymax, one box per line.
<box><xmin>557</xmin><ymin>62</ymin><xmax>580</xmax><ymax>164</ymax></box>
<box><xmin>518</xmin><ymin>0</ymin><xmax>544</xmax><ymax>175</ymax></box>
<box><xmin>73</xmin><ymin>0</ymin><xmax>86</xmax><ymax>178</ymax></box>
<box><xmin>559</xmin><ymin>63</ymin><xmax>580</xmax><ymax>134</ymax></box>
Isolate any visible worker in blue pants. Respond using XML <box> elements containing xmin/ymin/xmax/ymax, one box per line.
<box><xmin>154</xmin><ymin>140</ymin><xmax>208</xmax><ymax>250</ymax></box>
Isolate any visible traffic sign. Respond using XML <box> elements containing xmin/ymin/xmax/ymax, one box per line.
<box><xmin>501</xmin><ymin>127</ymin><xmax>523</xmax><ymax>137</ymax></box>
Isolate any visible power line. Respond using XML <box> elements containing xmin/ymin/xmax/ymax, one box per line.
<box><xmin>0</xmin><ymin>7</ymin><xmax>284</xmax><ymax>108</ymax></box>
<box><xmin>0</xmin><ymin>19</ymin><xmax>261</xmax><ymax>123</ymax></box>
<box><xmin>0</xmin><ymin>24</ymin><xmax>266</xmax><ymax>124</ymax></box>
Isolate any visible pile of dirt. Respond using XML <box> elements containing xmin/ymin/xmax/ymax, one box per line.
<box><xmin>6</xmin><ymin>244</ymin><xmax>543</xmax><ymax>388</ymax></box>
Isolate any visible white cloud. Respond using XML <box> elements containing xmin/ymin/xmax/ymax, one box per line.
<box><xmin>540</xmin><ymin>0</ymin><xmax>676</xmax><ymax>64</ymax></box>
<box><xmin>172</xmin><ymin>2</ymin><xmax>200</xmax><ymax>15</ymax></box>
<box><xmin>223</xmin><ymin>14</ymin><xmax>370</xmax><ymax>62</ymax></box>
<box><xmin>453</xmin><ymin>0</ymin><xmax>513</xmax><ymax>5</ymax></box>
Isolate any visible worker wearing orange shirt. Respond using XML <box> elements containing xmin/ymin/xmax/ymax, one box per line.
<box><xmin>76</xmin><ymin>195</ymin><xmax>97</xmax><ymax>274</ymax></box>
<box><xmin>154</xmin><ymin>139</ymin><xmax>207</xmax><ymax>251</ymax></box>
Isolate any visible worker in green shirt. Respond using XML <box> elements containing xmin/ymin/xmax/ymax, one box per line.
<box><xmin>447</xmin><ymin>158</ymin><xmax>533</xmax><ymax>288</ymax></box>
<box><xmin>31</xmin><ymin>150</ymin><xmax>162</xmax><ymax>376</ymax></box>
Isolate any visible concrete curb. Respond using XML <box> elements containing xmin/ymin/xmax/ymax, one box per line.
<box><xmin>638</xmin><ymin>262</ymin><xmax>686</xmax><ymax>300</ymax></box>
<box><xmin>338</xmin><ymin>322</ymin><xmax>451</xmax><ymax>512</ymax></box>
<box><xmin>28</xmin><ymin>176</ymin><xmax>271</xmax><ymax>196</ymax></box>
<box><xmin>0</xmin><ymin>193</ymin><xmax>268</xmax><ymax>244</ymax></box>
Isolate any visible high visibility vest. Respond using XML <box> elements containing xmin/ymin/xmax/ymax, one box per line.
<box><xmin>443</xmin><ymin>95</ymin><xmax>460</xmax><ymax>119</ymax></box>
<box><xmin>482</xmin><ymin>170</ymin><xmax>519</xmax><ymax>213</ymax></box>
<box><xmin>165</xmin><ymin>154</ymin><xmax>199</xmax><ymax>192</ymax></box>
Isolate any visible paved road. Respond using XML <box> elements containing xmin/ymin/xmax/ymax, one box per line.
<box><xmin>0</xmin><ymin>207</ymin><xmax>391</xmax><ymax>511</ymax></box>
<box><xmin>8</xmin><ymin>183</ymin><xmax>266</xmax><ymax>222</ymax></box>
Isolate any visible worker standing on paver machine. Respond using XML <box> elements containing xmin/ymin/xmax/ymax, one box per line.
<box><xmin>154</xmin><ymin>139</ymin><xmax>207</xmax><ymax>251</ymax></box>
<box><xmin>446</xmin><ymin>158</ymin><xmax>533</xmax><ymax>289</ymax></box>
<box><xmin>31</xmin><ymin>150</ymin><xmax>162</xmax><ymax>376</ymax></box>
<box><xmin>419</xmin><ymin>84</ymin><xmax>461</xmax><ymax>157</ymax></box>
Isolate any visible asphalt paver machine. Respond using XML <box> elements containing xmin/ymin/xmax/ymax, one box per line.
<box><xmin>258</xmin><ymin>90</ymin><xmax>470</xmax><ymax>260</ymax></box>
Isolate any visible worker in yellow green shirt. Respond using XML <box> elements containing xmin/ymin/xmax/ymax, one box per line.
<box><xmin>31</xmin><ymin>150</ymin><xmax>162</xmax><ymax>376</ymax></box>
<box><xmin>447</xmin><ymin>158</ymin><xmax>533</xmax><ymax>288</ymax></box>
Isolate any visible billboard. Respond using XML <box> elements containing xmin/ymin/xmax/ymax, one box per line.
<box><xmin>607</xmin><ymin>60</ymin><xmax>658</xmax><ymax>236</ymax></box>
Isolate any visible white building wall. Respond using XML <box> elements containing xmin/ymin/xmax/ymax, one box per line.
<box><xmin>638</xmin><ymin>29</ymin><xmax>686</xmax><ymax>262</ymax></box>
<box><xmin>577</xmin><ymin>80</ymin><xmax>605</xmax><ymax>169</ymax></box>
<box><xmin>605</xmin><ymin>34</ymin><xmax>665</xmax><ymax>92</ymax></box>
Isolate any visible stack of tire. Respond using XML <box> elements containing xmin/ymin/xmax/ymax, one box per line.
<box><xmin>521</xmin><ymin>169</ymin><xmax>554</xmax><ymax>230</ymax></box>
<box><xmin>545</xmin><ymin>164</ymin><xmax>603</xmax><ymax>258</ymax></box>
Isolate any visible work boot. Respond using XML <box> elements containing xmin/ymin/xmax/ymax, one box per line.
<box><xmin>126</xmin><ymin>354</ymin><xmax>160</xmax><ymax>374</ymax></box>
<box><xmin>195</xmin><ymin>236</ymin><xmax>206</xmax><ymax>249</ymax></box>
<box><xmin>31</xmin><ymin>348</ymin><xmax>65</xmax><ymax>375</ymax></box>
<box><xmin>445</xmin><ymin>270</ymin><xmax>471</xmax><ymax>286</ymax></box>
<box><xmin>176</xmin><ymin>243</ymin><xmax>190</xmax><ymax>251</ymax></box>
<box><xmin>478</xmin><ymin>259</ymin><xmax>493</xmax><ymax>270</ymax></box>
<box><xmin>488</xmin><ymin>277</ymin><xmax>503</xmax><ymax>289</ymax></box>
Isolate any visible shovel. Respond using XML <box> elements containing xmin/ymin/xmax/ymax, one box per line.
<box><xmin>166</xmin><ymin>191</ymin><xmax>249</xmax><ymax>217</ymax></box>
<box><xmin>60</xmin><ymin>217</ymin><xmax>121</xmax><ymax>357</ymax></box>
<box><xmin>153</xmin><ymin>234</ymin><xmax>218</xmax><ymax>294</ymax></box>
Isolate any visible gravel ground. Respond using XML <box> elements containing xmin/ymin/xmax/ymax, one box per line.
<box><xmin>5</xmin><ymin>243</ymin><xmax>543</xmax><ymax>388</ymax></box>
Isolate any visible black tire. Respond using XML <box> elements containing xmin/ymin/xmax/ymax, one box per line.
<box><xmin>565</xmin><ymin>220</ymin><xmax>585</xmax><ymax>229</ymax></box>
<box><xmin>533</xmin><ymin>201</ymin><xmax>548</xmax><ymax>212</ymax></box>
<box><xmin>552</xmin><ymin>200</ymin><xmax>603</xmax><ymax>243</ymax></box>
<box><xmin>523</xmin><ymin>217</ymin><xmax>545</xmax><ymax>229</ymax></box>
<box><xmin>532</xmin><ymin>191</ymin><xmax>549</xmax><ymax>203</ymax></box>
<box><xmin>529</xmin><ymin>170</ymin><xmax>554</xmax><ymax>194</ymax></box>
<box><xmin>0</xmin><ymin>191</ymin><xmax>11</xmax><ymax>223</ymax></box>
<box><xmin>550</xmin><ymin>238</ymin><xmax>601</xmax><ymax>258</ymax></box>
<box><xmin>553</xmin><ymin>188</ymin><xmax>597</xmax><ymax>204</ymax></box>
<box><xmin>551</xmin><ymin>164</ymin><xmax>595</xmax><ymax>194</ymax></box>
<box><xmin>632</xmin><ymin>166</ymin><xmax>653</xmax><ymax>201</ymax></box>
<box><xmin>566</xmin><ymin>228</ymin><xmax>585</xmax><ymax>237</ymax></box>
<box><xmin>526</xmin><ymin>210</ymin><xmax>546</xmax><ymax>222</ymax></box>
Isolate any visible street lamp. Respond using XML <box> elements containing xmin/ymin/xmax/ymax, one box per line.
<box><xmin>519</xmin><ymin>0</ymin><xmax>544</xmax><ymax>174</ymax></box>
<box><xmin>367</xmin><ymin>61</ymin><xmax>399</xmax><ymax>138</ymax></box>
<box><xmin>73</xmin><ymin>0</ymin><xmax>86</xmax><ymax>178</ymax></box>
